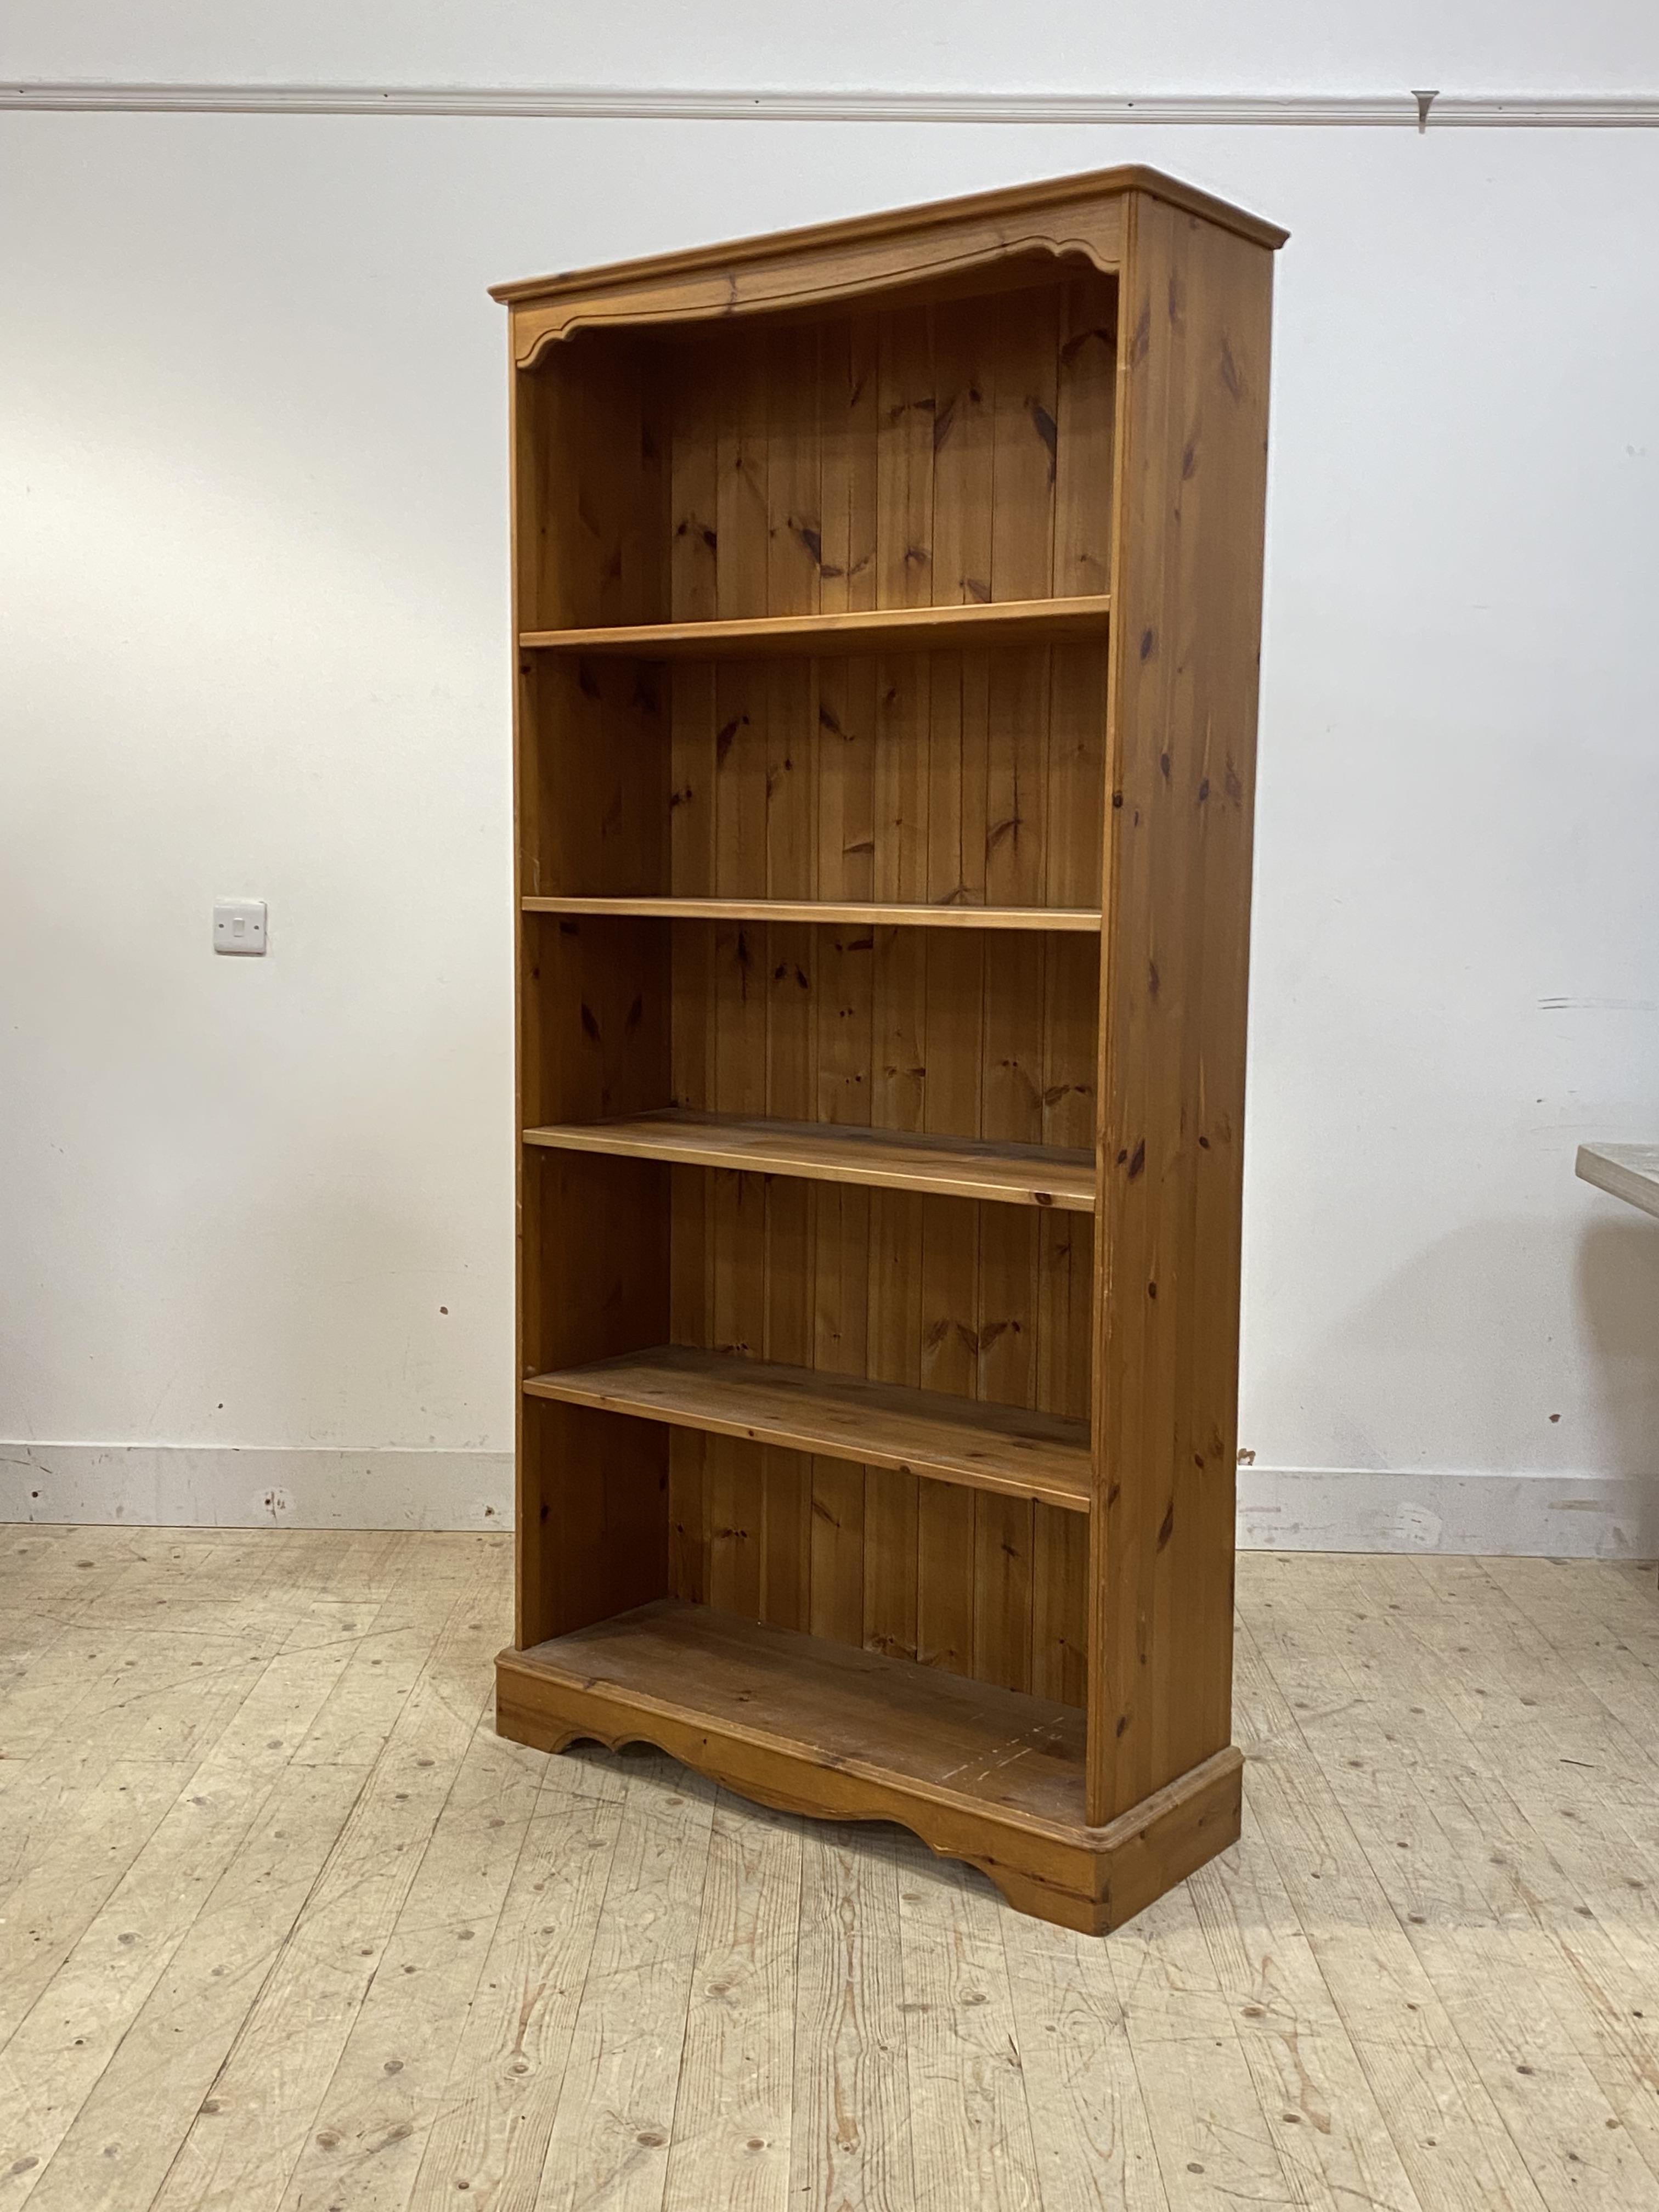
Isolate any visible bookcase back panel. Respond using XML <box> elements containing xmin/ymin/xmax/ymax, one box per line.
<box><xmin>518</xmin><ymin>640</ymin><xmax>1107</xmax><ymax>913</ymax></box>
<box><xmin>658</xmin><ymin>272</ymin><xmax>1118</xmax><ymax>622</ymax></box>
<box><xmin>512</xmin><ymin>266</ymin><xmax>1116</xmax><ymax>633</ymax></box>
<box><xmin>664</xmin><ymin>1183</ymin><xmax>1092</xmax><ymax>1414</ymax></box>
<box><xmin>669</xmin><ymin>1434</ymin><xmax>1088</xmax><ymax>1706</ymax></box>
<box><xmin>666</xmin><ymin>920</ymin><xmax>1096</xmax><ymax>1148</ymax></box>
<box><xmin>666</xmin><ymin>644</ymin><xmax>1106</xmax><ymax>909</ymax></box>
<box><xmin>665</xmin><ymin>1172</ymin><xmax>1091</xmax><ymax>1703</ymax></box>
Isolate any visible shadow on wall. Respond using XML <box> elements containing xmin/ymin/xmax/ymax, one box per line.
<box><xmin>1576</xmin><ymin>1218</ymin><xmax>1659</xmax><ymax>1487</ymax></box>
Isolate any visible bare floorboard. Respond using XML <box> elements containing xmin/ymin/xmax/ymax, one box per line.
<box><xmin>2</xmin><ymin>1528</ymin><xmax>1657</xmax><ymax>2210</ymax></box>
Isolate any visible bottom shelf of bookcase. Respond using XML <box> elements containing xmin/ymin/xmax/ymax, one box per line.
<box><xmin>495</xmin><ymin>1600</ymin><xmax>1241</xmax><ymax>1933</ymax></box>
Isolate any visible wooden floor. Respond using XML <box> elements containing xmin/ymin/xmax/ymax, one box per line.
<box><xmin>5</xmin><ymin>1532</ymin><xmax>1659</xmax><ymax>2210</ymax></box>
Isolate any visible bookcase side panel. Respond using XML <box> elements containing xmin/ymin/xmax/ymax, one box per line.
<box><xmin>512</xmin><ymin>331</ymin><xmax>669</xmax><ymax>633</ymax></box>
<box><xmin>516</xmin><ymin>918</ymin><xmax>673</xmax><ymax>1646</ymax></box>
<box><xmin>512</xmin><ymin>337</ymin><xmax>673</xmax><ymax>1648</ymax></box>
<box><xmin>1087</xmin><ymin>199</ymin><xmax>1275</xmax><ymax>1822</ymax></box>
<box><xmin>522</xmin><ymin>657</ymin><xmax>669</xmax><ymax>900</ymax></box>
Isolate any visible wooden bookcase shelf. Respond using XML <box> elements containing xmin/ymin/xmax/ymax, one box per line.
<box><xmin>523</xmin><ymin>1109</ymin><xmax>1096</xmax><ymax>1210</ymax></box>
<box><xmin>522</xmin><ymin>895</ymin><xmax>1102</xmax><ymax>931</ymax></box>
<box><xmin>524</xmin><ymin>1345</ymin><xmax>1092</xmax><ymax>1513</ymax></box>
<box><xmin>498</xmin><ymin>1602</ymin><xmax>1240</xmax><ymax>1931</ymax></box>
<box><xmin>519</xmin><ymin>593</ymin><xmax>1111</xmax><ymax>658</ymax></box>
<box><xmin>494</xmin><ymin>163</ymin><xmax>1283</xmax><ymax>1932</ymax></box>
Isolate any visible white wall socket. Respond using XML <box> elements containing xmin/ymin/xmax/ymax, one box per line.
<box><xmin>213</xmin><ymin>899</ymin><xmax>267</xmax><ymax>955</ymax></box>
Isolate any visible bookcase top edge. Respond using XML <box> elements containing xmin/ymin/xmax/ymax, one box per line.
<box><xmin>488</xmin><ymin>163</ymin><xmax>1287</xmax><ymax>308</ymax></box>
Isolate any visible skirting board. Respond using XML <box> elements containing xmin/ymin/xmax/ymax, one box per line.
<box><xmin>1238</xmin><ymin>1467</ymin><xmax>1659</xmax><ymax>1559</ymax></box>
<box><xmin>0</xmin><ymin>1441</ymin><xmax>514</xmax><ymax>1531</ymax></box>
<box><xmin>1</xmin><ymin>1446</ymin><xmax>1654</xmax><ymax>1553</ymax></box>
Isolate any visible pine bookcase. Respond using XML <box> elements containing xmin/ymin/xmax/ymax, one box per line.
<box><xmin>491</xmin><ymin>166</ymin><xmax>1285</xmax><ymax>1932</ymax></box>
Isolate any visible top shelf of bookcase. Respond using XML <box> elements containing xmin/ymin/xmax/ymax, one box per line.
<box><xmin>518</xmin><ymin>594</ymin><xmax>1112</xmax><ymax>661</ymax></box>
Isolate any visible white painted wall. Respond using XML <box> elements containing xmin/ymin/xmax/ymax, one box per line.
<box><xmin>5</xmin><ymin>5</ymin><xmax>1659</xmax><ymax>1543</ymax></box>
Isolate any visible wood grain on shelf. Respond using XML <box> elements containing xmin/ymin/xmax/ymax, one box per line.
<box><xmin>522</xmin><ymin>894</ymin><xmax>1102</xmax><ymax>931</ymax></box>
<box><xmin>1576</xmin><ymin>1142</ymin><xmax>1659</xmax><ymax>1224</ymax></box>
<box><xmin>497</xmin><ymin>1599</ymin><xmax>1243</xmax><ymax>1932</ymax></box>
<box><xmin>525</xmin><ymin>1345</ymin><xmax>1091</xmax><ymax>1514</ymax></box>
<box><xmin>518</xmin><ymin>593</ymin><xmax>1110</xmax><ymax>658</ymax></box>
<box><xmin>522</xmin><ymin>1109</ymin><xmax>1096</xmax><ymax>1211</ymax></box>
<box><xmin>517</xmin><ymin>1598</ymin><xmax>1084</xmax><ymax>1813</ymax></box>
